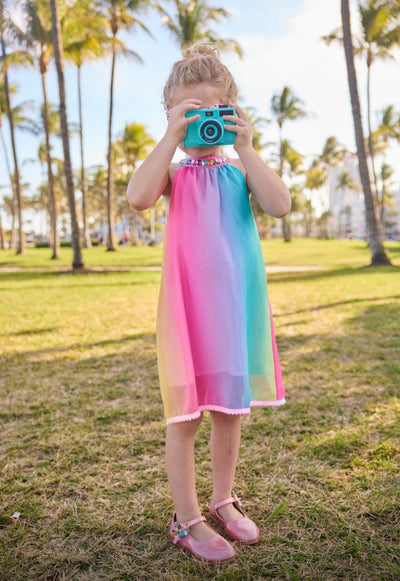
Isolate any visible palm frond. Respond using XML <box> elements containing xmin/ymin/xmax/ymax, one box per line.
<box><xmin>117</xmin><ymin>46</ymin><xmax>143</xmax><ymax>63</ymax></box>
<box><xmin>0</xmin><ymin>50</ymin><xmax>34</xmax><ymax>72</ymax></box>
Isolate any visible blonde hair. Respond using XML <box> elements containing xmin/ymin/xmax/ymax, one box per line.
<box><xmin>163</xmin><ymin>42</ymin><xmax>238</xmax><ymax>108</ymax></box>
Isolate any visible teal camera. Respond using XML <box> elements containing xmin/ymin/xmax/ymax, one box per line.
<box><xmin>183</xmin><ymin>106</ymin><xmax>237</xmax><ymax>147</ymax></box>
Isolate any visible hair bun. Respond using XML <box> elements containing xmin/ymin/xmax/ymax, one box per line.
<box><xmin>182</xmin><ymin>42</ymin><xmax>220</xmax><ymax>60</ymax></box>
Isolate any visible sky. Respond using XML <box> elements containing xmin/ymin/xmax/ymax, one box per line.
<box><xmin>1</xmin><ymin>0</ymin><xmax>400</xmax><ymax>227</ymax></box>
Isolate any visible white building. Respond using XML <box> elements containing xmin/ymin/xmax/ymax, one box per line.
<box><xmin>388</xmin><ymin>187</ymin><xmax>400</xmax><ymax>238</ymax></box>
<box><xmin>328</xmin><ymin>153</ymin><xmax>400</xmax><ymax>239</ymax></box>
<box><xmin>328</xmin><ymin>153</ymin><xmax>366</xmax><ymax>238</ymax></box>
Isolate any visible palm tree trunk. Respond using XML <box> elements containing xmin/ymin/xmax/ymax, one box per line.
<box><xmin>0</xmin><ymin>203</ymin><xmax>7</xmax><ymax>249</ymax></box>
<box><xmin>40</xmin><ymin>69</ymin><xmax>60</xmax><ymax>259</ymax></box>
<box><xmin>366</xmin><ymin>61</ymin><xmax>379</xmax><ymax>204</ymax></box>
<box><xmin>0</xmin><ymin>125</ymin><xmax>16</xmax><ymax>248</ymax></box>
<box><xmin>106</xmin><ymin>40</ymin><xmax>117</xmax><ymax>251</ymax></box>
<box><xmin>50</xmin><ymin>0</ymin><xmax>83</xmax><ymax>269</ymax></box>
<box><xmin>340</xmin><ymin>0</ymin><xmax>390</xmax><ymax>265</ymax></box>
<box><xmin>278</xmin><ymin>128</ymin><xmax>291</xmax><ymax>242</ymax></box>
<box><xmin>1</xmin><ymin>28</ymin><xmax>24</xmax><ymax>254</ymax></box>
<box><xmin>77</xmin><ymin>65</ymin><xmax>92</xmax><ymax>249</ymax></box>
<box><xmin>1</xmin><ymin>123</ymin><xmax>17</xmax><ymax>248</ymax></box>
<box><xmin>10</xmin><ymin>190</ymin><xmax>16</xmax><ymax>248</ymax></box>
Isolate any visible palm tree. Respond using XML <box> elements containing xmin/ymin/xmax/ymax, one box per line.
<box><xmin>50</xmin><ymin>0</ymin><xmax>83</xmax><ymax>269</ymax></box>
<box><xmin>100</xmin><ymin>0</ymin><xmax>151</xmax><ymax>251</ymax></box>
<box><xmin>114</xmin><ymin>122</ymin><xmax>155</xmax><ymax>244</ymax></box>
<box><xmin>358</xmin><ymin>0</ymin><xmax>400</xmax><ymax>198</ymax></box>
<box><xmin>271</xmin><ymin>86</ymin><xmax>308</xmax><ymax>242</ymax></box>
<box><xmin>340</xmin><ymin>0</ymin><xmax>390</xmax><ymax>265</ymax></box>
<box><xmin>87</xmin><ymin>164</ymin><xmax>108</xmax><ymax>240</ymax></box>
<box><xmin>378</xmin><ymin>162</ymin><xmax>394</xmax><ymax>229</ymax></box>
<box><xmin>0</xmin><ymin>0</ymin><xmax>30</xmax><ymax>254</ymax></box>
<box><xmin>36</xmin><ymin>101</ymin><xmax>62</xmax><ymax>244</ymax></box>
<box><xmin>324</xmin><ymin>0</ymin><xmax>400</xmax><ymax>201</ymax></box>
<box><xmin>0</xmin><ymin>78</ymin><xmax>17</xmax><ymax>246</ymax></box>
<box><xmin>64</xmin><ymin>0</ymin><xmax>109</xmax><ymax>249</ymax></box>
<box><xmin>1</xmin><ymin>80</ymin><xmax>42</xmax><ymax>248</ymax></box>
<box><xmin>0</xmin><ymin>200</ymin><xmax>6</xmax><ymax>248</ymax></box>
<box><xmin>19</xmin><ymin>0</ymin><xmax>63</xmax><ymax>258</ymax></box>
<box><xmin>320</xmin><ymin>136</ymin><xmax>346</xmax><ymax>167</ymax></box>
<box><xmin>244</xmin><ymin>107</ymin><xmax>272</xmax><ymax>238</ymax></box>
<box><xmin>115</xmin><ymin>122</ymin><xmax>155</xmax><ymax>174</ymax></box>
<box><xmin>373</xmin><ymin>105</ymin><xmax>400</xmax><ymax>222</ymax></box>
<box><xmin>305</xmin><ymin>158</ymin><xmax>328</xmax><ymax>236</ymax></box>
<box><xmin>158</xmin><ymin>0</ymin><xmax>243</xmax><ymax>56</ymax></box>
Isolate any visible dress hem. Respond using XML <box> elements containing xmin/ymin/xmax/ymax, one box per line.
<box><xmin>165</xmin><ymin>399</ymin><xmax>286</xmax><ymax>424</ymax></box>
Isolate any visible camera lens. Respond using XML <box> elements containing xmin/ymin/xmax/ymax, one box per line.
<box><xmin>200</xmin><ymin>120</ymin><xmax>222</xmax><ymax>143</ymax></box>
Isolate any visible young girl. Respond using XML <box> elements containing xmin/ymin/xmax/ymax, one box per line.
<box><xmin>127</xmin><ymin>43</ymin><xmax>291</xmax><ymax>563</ymax></box>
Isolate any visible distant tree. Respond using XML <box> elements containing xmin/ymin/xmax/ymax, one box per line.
<box><xmin>99</xmin><ymin>0</ymin><xmax>151</xmax><ymax>251</ymax></box>
<box><xmin>319</xmin><ymin>136</ymin><xmax>347</xmax><ymax>167</ymax></box>
<box><xmin>271</xmin><ymin>86</ymin><xmax>308</xmax><ymax>242</ymax></box>
<box><xmin>64</xmin><ymin>0</ymin><xmax>109</xmax><ymax>249</ymax></box>
<box><xmin>159</xmin><ymin>0</ymin><xmax>243</xmax><ymax>56</ymax></box>
<box><xmin>373</xmin><ymin>105</ymin><xmax>400</xmax><ymax>222</ymax></box>
<box><xmin>379</xmin><ymin>162</ymin><xmax>395</xmax><ymax>228</ymax></box>
<box><xmin>0</xmin><ymin>80</ymin><xmax>37</xmax><ymax>247</ymax></box>
<box><xmin>0</xmin><ymin>0</ymin><xmax>31</xmax><ymax>254</ymax></box>
<box><xmin>305</xmin><ymin>158</ymin><xmax>328</xmax><ymax>236</ymax></box>
<box><xmin>113</xmin><ymin>122</ymin><xmax>155</xmax><ymax>244</ymax></box>
<box><xmin>86</xmin><ymin>164</ymin><xmax>108</xmax><ymax>237</ymax></box>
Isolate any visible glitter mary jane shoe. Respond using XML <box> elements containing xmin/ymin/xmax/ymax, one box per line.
<box><xmin>209</xmin><ymin>496</ymin><xmax>260</xmax><ymax>544</ymax></box>
<box><xmin>169</xmin><ymin>513</ymin><xmax>236</xmax><ymax>562</ymax></box>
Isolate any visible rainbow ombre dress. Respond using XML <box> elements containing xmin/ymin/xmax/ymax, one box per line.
<box><xmin>156</xmin><ymin>156</ymin><xmax>285</xmax><ymax>424</ymax></box>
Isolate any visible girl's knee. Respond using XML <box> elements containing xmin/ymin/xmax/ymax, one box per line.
<box><xmin>210</xmin><ymin>411</ymin><xmax>241</xmax><ymax>426</ymax></box>
<box><xmin>167</xmin><ymin>413</ymin><xmax>203</xmax><ymax>437</ymax></box>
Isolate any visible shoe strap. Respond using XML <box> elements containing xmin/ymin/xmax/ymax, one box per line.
<box><xmin>172</xmin><ymin>514</ymin><xmax>206</xmax><ymax>544</ymax></box>
<box><xmin>187</xmin><ymin>515</ymin><xmax>206</xmax><ymax>527</ymax></box>
<box><xmin>212</xmin><ymin>496</ymin><xmax>241</xmax><ymax>510</ymax></box>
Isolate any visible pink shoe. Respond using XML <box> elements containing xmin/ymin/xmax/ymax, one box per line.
<box><xmin>209</xmin><ymin>496</ymin><xmax>260</xmax><ymax>544</ymax></box>
<box><xmin>169</xmin><ymin>514</ymin><xmax>236</xmax><ymax>562</ymax></box>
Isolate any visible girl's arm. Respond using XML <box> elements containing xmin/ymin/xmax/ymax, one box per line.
<box><xmin>127</xmin><ymin>136</ymin><xmax>176</xmax><ymax>211</ymax></box>
<box><xmin>127</xmin><ymin>99</ymin><xmax>201</xmax><ymax>211</ymax></box>
<box><xmin>224</xmin><ymin>105</ymin><xmax>291</xmax><ymax>218</ymax></box>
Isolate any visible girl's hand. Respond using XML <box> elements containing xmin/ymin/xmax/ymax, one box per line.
<box><xmin>223</xmin><ymin>104</ymin><xmax>253</xmax><ymax>153</ymax></box>
<box><xmin>165</xmin><ymin>99</ymin><xmax>202</xmax><ymax>145</ymax></box>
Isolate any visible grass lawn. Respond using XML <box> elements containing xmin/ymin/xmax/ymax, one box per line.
<box><xmin>0</xmin><ymin>240</ymin><xmax>399</xmax><ymax>580</ymax></box>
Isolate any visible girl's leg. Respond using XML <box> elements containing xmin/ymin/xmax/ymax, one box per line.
<box><xmin>210</xmin><ymin>411</ymin><xmax>243</xmax><ymax>520</ymax></box>
<box><xmin>166</xmin><ymin>415</ymin><xmax>216</xmax><ymax>540</ymax></box>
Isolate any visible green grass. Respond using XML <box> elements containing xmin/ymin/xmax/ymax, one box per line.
<box><xmin>0</xmin><ymin>241</ymin><xmax>399</xmax><ymax>580</ymax></box>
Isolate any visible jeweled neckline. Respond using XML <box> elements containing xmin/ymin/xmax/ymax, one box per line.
<box><xmin>179</xmin><ymin>155</ymin><xmax>229</xmax><ymax>167</ymax></box>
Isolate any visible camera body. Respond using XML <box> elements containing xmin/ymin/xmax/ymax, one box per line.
<box><xmin>183</xmin><ymin>106</ymin><xmax>237</xmax><ymax>147</ymax></box>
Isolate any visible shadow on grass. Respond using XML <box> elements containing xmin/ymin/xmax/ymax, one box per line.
<box><xmin>10</xmin><ymin>327</ymin><xmax>59</xmax><ymax>337</ymax></box>
<box><xmin>0</xmin><ymin>331</ymin><xmax>155</xmax><ymax>359</ymax></box>
<box><xmin>275</xmin><ymin>294</ymin><xmax>400</xmax><ymax>317</ymax></box>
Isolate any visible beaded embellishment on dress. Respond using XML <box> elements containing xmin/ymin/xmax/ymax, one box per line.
<box><xmin>179</xmin><ymin>155</ymin><xmax>229</xmax><ymax>167</ymax></box>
